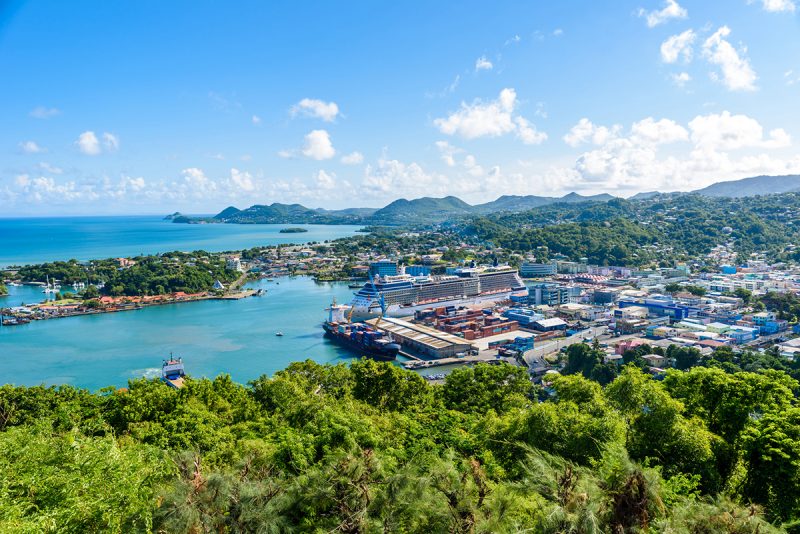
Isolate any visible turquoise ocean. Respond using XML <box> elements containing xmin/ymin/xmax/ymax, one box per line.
<box><xmin>0</xmin><ymin>217</ymin><xmax>457</xmax><ymax>390</ymax></box>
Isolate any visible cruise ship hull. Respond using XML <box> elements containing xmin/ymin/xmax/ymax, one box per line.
<box><xmin>350</xmin><ymin>289</ymin><xmax>526</xmax><ymax>320</ymax></box>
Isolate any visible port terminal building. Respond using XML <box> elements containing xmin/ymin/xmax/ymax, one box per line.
<box><xmin>366</xmin><ymin>316</ymin><xmax>475</xmax><ymax>358</ymax></box>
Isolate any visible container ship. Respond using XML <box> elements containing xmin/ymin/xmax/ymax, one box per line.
<box><xmin>349</xmin><ymin>266</ymin><xmax>528</xmax><ymax>319</ymax></box>
<box><xmin>323</xmin><ymin>302</ymin><xmax>401</xmax><ymax>361</ymax></box>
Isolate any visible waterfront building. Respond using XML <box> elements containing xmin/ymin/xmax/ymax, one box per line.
<box><xmin>366</xmin><ymin>316</ymin><xmax>475</xmax><ymax>358</ymax></box>
<box><xmin>528</xmin><ymin>283</ymin><xmax>569</xmax><ymax>306</ymax></box>
<box><xmin>520</xmin><ymin>261</ymin><xmax>557</xmax><ymax>277</ymax></box>
<box><xmin>369</xmin><ymin>260</ymin><xmax>398</xmax><ymax>278</ymax></box>
<box><xmin>405</xmin><ymin>265</ymin><xmax>431</xmax><ymax>277</ymax></box>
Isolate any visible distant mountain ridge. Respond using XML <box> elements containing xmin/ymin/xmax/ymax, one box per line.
<box><xmin>692</xmin><ymin>175</ymin><xmax>800</xmax><ymax>197</ymax></box>
<box><xmin>190</xmin><ymin>192</ymin><xmax>623</xmax><ymax>225</ymax></box>
<box><xmin>172</xmin><ymin>174</ymin><xmax>800</xmax><ymax>226</ymax></box>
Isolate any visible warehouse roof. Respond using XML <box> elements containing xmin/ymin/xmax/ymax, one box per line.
<box><xmin>366</xmin><ymin>317</ymin><xmax>474</xmax><ymax>351</ymax></box>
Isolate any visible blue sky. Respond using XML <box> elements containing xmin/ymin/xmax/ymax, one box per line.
<box><xmin>2</xmin><ymin>0</ymin><xmax>800</xmax><ymax>215</ymax></box>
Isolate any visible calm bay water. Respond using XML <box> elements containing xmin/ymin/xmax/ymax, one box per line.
<box><xmin>0</xmin><ymin>277</ymin><xmax>367</xmax><ymax>390</ymax></box>
<box><xmin>0</xmin><ymin>216</ymin><xmax>363</xmax><ymax>267</ymax></box>
<box><xmin>0</xmin><ymin>216</ymin><xmax>385</xmax><ymax>389</ymax></box>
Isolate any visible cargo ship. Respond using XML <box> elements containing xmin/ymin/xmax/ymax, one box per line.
<box><xmin>323</xmin><ymin>301</ymin><xmax>401</xmax><ymax>361</ymax></box>
<box><xmin>349</xmin><ymin>266</ymin><xmax>528</xmax><ymax>319</ymax></box>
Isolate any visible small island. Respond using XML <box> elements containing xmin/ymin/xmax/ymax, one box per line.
<box><xmin>279</xmin><ymin>227</ymin><xmax>309</xmax><ymax>233</ymax></box>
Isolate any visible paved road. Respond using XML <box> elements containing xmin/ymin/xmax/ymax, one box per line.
<box><xmin>522</xmin><ymin>325</ymin><xmax>609</xmax><ymax>367</ymax></box>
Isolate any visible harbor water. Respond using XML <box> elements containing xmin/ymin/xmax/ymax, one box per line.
<box><xmin>0</xmin><ymin>277</ymin><xmax>396</xmax><ymax>390</ymax></box>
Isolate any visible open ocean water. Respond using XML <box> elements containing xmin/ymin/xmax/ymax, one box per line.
<box><xmin>0</xmin><ymin>216</ymin><xmax>363</xmax><ymax>267</ymax></box>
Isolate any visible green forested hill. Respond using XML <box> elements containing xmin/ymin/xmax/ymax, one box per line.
<box><xmin>463</xmin><ymin>193</ymin><xmax>800</xmax><ymax>266</ymax></box>
<box><xmin>0</xmin><ymin>359</ymin><xmax>796</xmax><ymax>532</ymax></box>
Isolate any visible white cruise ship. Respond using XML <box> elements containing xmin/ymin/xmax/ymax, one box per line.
<box><xmin>349</xmin><ymin>266</ymin><xmax>528</xmax><ymax>318</ymax></box>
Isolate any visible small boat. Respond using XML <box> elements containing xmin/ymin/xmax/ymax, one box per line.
<box><xmin>348</xmin><ymin>283</ymin><xmax>362</xmax><ymax>289</ymax></box>
<box><xmin>161</xmin><ymin>356</ymin><xmax>186</xmax><ymax>389</ymax></box>
<box><xmin>275</xmin><ymin>331</ymin><xmax>284</xmax><ymax>337</ymax></box>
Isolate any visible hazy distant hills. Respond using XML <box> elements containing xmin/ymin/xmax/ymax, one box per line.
<box><xmin>692</xmin><ymin>174</ymin><xmax>800</xmax><ymax>197</ymax></box>
<box><xmin>172</xmin><ymin>174</ymin><xmax>800</xmax><ymax>226</ymax></box>
<box><xmin>196</xmin><ymin>192</ymin><xmax>623</xmax><ymax>225</ymax></box>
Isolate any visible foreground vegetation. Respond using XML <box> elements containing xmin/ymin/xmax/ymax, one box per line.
<box><xmin>0</xmin><ymin>359</ymin><xmax>797</xmax><ymax>532</ymax></box>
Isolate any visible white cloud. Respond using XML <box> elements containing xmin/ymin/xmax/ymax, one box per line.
<box><xmin>341</xmin><ymin>151</ymin><xmax>364</xmax><ymax>165</ymax></box>
<box><xmin>515</xmin><ymin>116</ymin><xmax>548</xmax><ymax>145</ymax></box>
<box><xmin>302</xmin><ymin>129</ymin><xmax>336</xmax><ymax>160</ymax></box>
<box><xmin>758</xmin><ymin>0</ymin><xmax>796</xmax><ymax>12</ymax></box>
<box><xmin>102</xmin><ymin>132</ymin><xmax>119</xmax><ymax>151</ymax></box>
<box><xmin>252</xmin><ymin>115</ymin><xmax>262</xmax><ymax>125</ymax></box>
<box><xmin>290</xmin><ymin>98</ymin><xmax>340</xmax><ymax>122</ymax></box>
<box><xmin>19</xmin><ymin>141</ymin><xmax>46</xmax><ymax>154</ymax></box>
<box><xmin>702</xmin><ymin>26</ymin><xmax>757</xmax><ymax>91</ymax></box>
<box><xmin>363</xmin><ymin>157</ymin><xmax>447</xmax><ymax>196</ymax></box>
<box><xmin>671</xmin><ymin>72</ymin><xmax>691</xmax><ymax>87</ymax></box>
<box><xmin>553</xmin><ymin>28</ymin><xmax>564</xmax><ymax>36</ymax></box>
<box><xmin>631</xmin><ymin>117</ymin><xmax>689</xmax><ymax>145</ymax></box>
<box><xmin>563</xmin><ymin>112</ymin><xmax>797</xmax><ymax>194</ymax></box>
<box><xmin>660</xmin><ymin>29</ymin><xmax>696</xmax><ymax>63</ymax></box>
<box><xmin>181</xmin><ymin>167</ymin><xmax>217</xmax><ymax>194</ymax></box>
<box><xmin>435</xmin><ymin>140</ymin><xmax>462</xmax><ymax>167</ymax></box>
<box><xmin>29</xmin><ymin>106</ymin><xmax>60</xmax><ymax>119</ymax></box>
<box><xmin>688</xmin><ymin>111</ymin><xmax>790</xmax><ymax>150</ymax></box>
<box><xmin>504</xmin><ymin>35</ymin><xmax>521</xmax><ymax>45</ymax></box>
<box><xmin>315</xmin><ymin>169</ymin><xmax>337</xmax><ymax>190</ymax></box>
<box><xmin>277</xmin><ymin>149</ymin><xmax>294</xmax><ymax>159</ymax></box>
<box><xmin>39</xmin><ymin>162</ymin><xmax>63</xmax><ymax>174</ymax></box>
<box><xmin>76</xmin><ymin>131</ymin><xmax>101</xmax><ymax>155</ymax></box>
<box><xmin>475</xmin><ymin>56</ymin><xmax>493</xmax><ymax>72</ymax></box>
<box><xmin>229</xmin><ymin>168</ymin><xmax>256</xmax><ymax>192</ymax></box>
<box><xmin>563</xmin><ymin>118</ymin><xmax>621</xmax><ymax>147</ymax></box>
<box><xmin>434</xmin><ymin>88</ymin><xmax>546</xmax><ymax>144</ymax></box>
<box><xmin>75</xmin><ymin>131</ymin><xmax>119</xmax><ymax>155</ymax></box>
<box><xmin>638</xmin><ymin>0</ymin><xmax>688</xmax><ymax>27</ymax></box>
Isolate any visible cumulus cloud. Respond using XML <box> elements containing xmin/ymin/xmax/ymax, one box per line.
<box><xmin>103</xmin><ymin>132</ymin><xmax>119</xmax><ymax>151</ymax></box>
<box><xmin>229</xmin><ymin>168</ymin><xmax>255</xmax><ymax>191</ymax></box>
<box><xmin>758</xmin><ymin>0</ymin><xmax>795</xmax><ymax>12</ymax></box>
<box><xmin>515</xmin><ymin>116</ymin><xmax>548</xmax><ymax>145</ymax></box>
<box><xmin>638</xmin><ymin>0</ymin><xmax>688</xmax><ymax>27</ymax></box>
<box><xmin>563</xmin><ymin>118</ymin><xmax>621</xmax><ymax>147</ymax></box>
<box><xmin>671</xmin><ymin>72</ymin><xmax>691</xmax><ymax>87</ymax></box>
<box><xmin>434</xmin><ymin>88</ymin><xmax>547</xmax><ymax>144</ymax></box>
<box><xmin>290</xmin><ymin>98</ymin><xmax>340</xmax><ymax>122</ymax></box>
<box><xmin>302</xmin><ymin>129</ymin><xmax>336</xmax><ymax>160</ymax></box>
<box><xmin>363</xmin><ymin>157</ymin><xmax>447</xmax><ymax>196</ymax></box>
<box><xmin>688</xmin><ymin>111</ymin><xmax>790</xmax><ymax>150</ymax></box>
<box><xmin>19</xmin><ymin>141</ymin><xmax>46</xmax><ymax>154</ymax></box>
<box><xmin>702</xmin><ymin>26</ymin><xmax>757</xmax><ymax>91</ymax></box>
<box><xmin>631</xmin><ymin>117</ymin><xmax>689</xmax><ymax>144</ymax></box>
<box><xmin>341</xmin><ymin>151</ymin><xmax>364</xmax><ymax>165</ymax></box>
<box><xmin>29</xmin><ymin>106</ymin><xmax>60</xmax><ymax>119</ymax></box>
<box><xmin>315</xmin><ymin>169</ymin><xmax>337</xmax><ymax>190</ymax></box>
<box><xmin>76</xmin><ymin>131</ymin><xmax>101</xmax><ymax>155</ymax></box>
<box><xmin>435</xmin><ymin>140</ymin><xmax>462</xmax><ymax>167</ymax></box>
<box><xmin>564</xmin><ymin>112</ymin><xmax>797</xmax><ymax>194</ymax></box>
<box><xmin>660</xmin><ymin>29</ymin><xmax>696</xmax><ymax>63</ymax></box>
<box><xmin>75</xmin><ymin>131</ymin><xmax>118</xmax><ymax>155</ymax></box>
<box><xmin>475</xmin><ymin>56</ymin><xmax>493</xmax><ymax>71</ymax></box>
